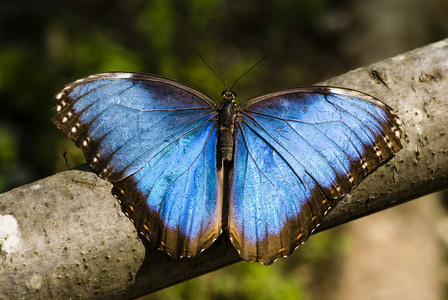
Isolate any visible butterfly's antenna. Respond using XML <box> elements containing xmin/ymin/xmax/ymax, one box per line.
<box><xmin>188</xmin><ymin>45</ymin><xmax>228</xmax><ymax>91</ymax></box>
<box><xmin>229</xmin><ymin>49</ymin><xmax>277</xmax><ymax>91</ymax></box>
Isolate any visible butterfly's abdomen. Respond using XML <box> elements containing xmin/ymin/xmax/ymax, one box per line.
<box><xmin>218</xmin><ymin>101</ymin><xmax>237</xmax><ymax>161</ymax></box>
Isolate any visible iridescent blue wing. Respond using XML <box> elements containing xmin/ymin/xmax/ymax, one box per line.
<box><xmin>52</xmin><ymin>72</ymin><xmax>222</xmax><ymax>258</ymax></box>
<box><xmin>229</xmin><ymin>87</ymin><xmax>402</xmax><ymax>264</ymax></box>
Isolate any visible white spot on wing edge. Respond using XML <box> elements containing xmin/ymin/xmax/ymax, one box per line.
<box><xmin>93</xmin><ymin>72</ymin><xmax>134</xmax><ymax>79</ymax></box>
<box><xmin>114</xmin><ymin>73</ymin><xmax>134</xmax><ymax>79</ymax></box>
<box><xmin>0</xmin><ymin>214</ymin><xmax>22</xmax><ymax>254</ymax></box>
<box><xmin>326</xmin><ymin>87</ymin><xmax>345</xmax><ymax>95</ymax></box>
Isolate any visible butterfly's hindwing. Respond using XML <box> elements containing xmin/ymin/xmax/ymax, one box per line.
<box><xmin>52</xmin><ymin>72</ymin><xmax>222</xmax><ymax>258</ymax></box>
<box><xmin>229</xmin><ymin>87</ymin><xmax>402</xmax><ymax>264</ymax></box>
<box><xmin>229</xmin><ymin>123</ymin><xmax>331</xmax><ymax>263</ymax></box>
<box><xmin>112</xmin><ymin>120</ymin><xmax>222</xmax><ymax>257</ymax></box>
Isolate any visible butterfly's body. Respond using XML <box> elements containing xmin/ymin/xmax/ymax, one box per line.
<box><xmin>53</xmin><ymin>72</ymin><xmax>402</xmax><ymax>265</ymax></box>
<box><xmin>218</xmin><ymin>91</ymin><xmax>238</xmax><ymax>161</ymax></box>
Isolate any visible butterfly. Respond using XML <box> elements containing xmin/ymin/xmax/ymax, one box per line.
<box><xmin>52</xmin><ymin>71</ymin><xmax>402</xmax><ymax>265</ymax></box>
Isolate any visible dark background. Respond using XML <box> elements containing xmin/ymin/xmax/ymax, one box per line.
<box><xmin>1</xmin><ymin>0</ymin><xmax>447</xmax><ymax>299</ymax></box>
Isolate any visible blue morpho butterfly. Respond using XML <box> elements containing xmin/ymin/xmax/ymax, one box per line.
<box><xmin>52</xmin><ymin>66</ymin><xmax>402</xmax><ymax>265</ymax></box>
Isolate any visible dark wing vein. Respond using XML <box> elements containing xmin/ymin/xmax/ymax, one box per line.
<box><xmin>237</xmin><ymin>123</ymin><xmax>301</xmax><ymax>235</ymax></box>
<box><xmin>156</xmin><ymin>123</ymin><xmax>217</xmax><ymax>224</ymax></box>
<box><xmin>240</xmin><ymin>112</ymin><xmax>336</xmax><ymax>195</ymax></box>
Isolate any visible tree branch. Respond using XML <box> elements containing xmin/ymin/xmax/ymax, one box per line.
<box><xmin>1</xmin><ymin>39</ymin><xmax>447</xmax><ymax>299</ymax></box>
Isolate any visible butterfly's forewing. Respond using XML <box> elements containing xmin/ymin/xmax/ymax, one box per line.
<box><xmin>52</xmin><ymin>72</ymin><xmax>223</xmax><ymax>258</ymax></box>
<box><xmin>230</xmin><ymin>87</ymin><xmax>402</xmax><ymax>264</ymax></box>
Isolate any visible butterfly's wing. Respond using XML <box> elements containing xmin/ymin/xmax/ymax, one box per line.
<box><xmin>52</xmin><ymin>72</ymin><xmax>223</xmax><ymax>258</ymax></box>
<box><xmin>229</xmin><ymin>87</ymin><xmax>402</xmax><ymax>264</ymax></box>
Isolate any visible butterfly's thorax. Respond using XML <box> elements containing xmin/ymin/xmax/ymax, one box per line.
<box><xmin>218</xmin><ymin>92</ymin><xmax>237</xmax><ymax>161</ymax></box>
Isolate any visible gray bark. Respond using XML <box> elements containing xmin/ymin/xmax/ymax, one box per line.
<box><xmin>0</xmin><ymin>38</ymin><xmax>447</xmax><ymax>299</ymax></box>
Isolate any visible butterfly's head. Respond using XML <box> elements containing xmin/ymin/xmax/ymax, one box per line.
<box><xmin>222</xmin><ymin>90</ymin><xmax>237</xmax><ymax>102</ymax></box>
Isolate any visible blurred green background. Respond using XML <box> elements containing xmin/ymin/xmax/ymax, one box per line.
<box><xmin>1</xmin><ymin>0</ymin><xmax>447</xmax><ymax>299</ymax></box>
